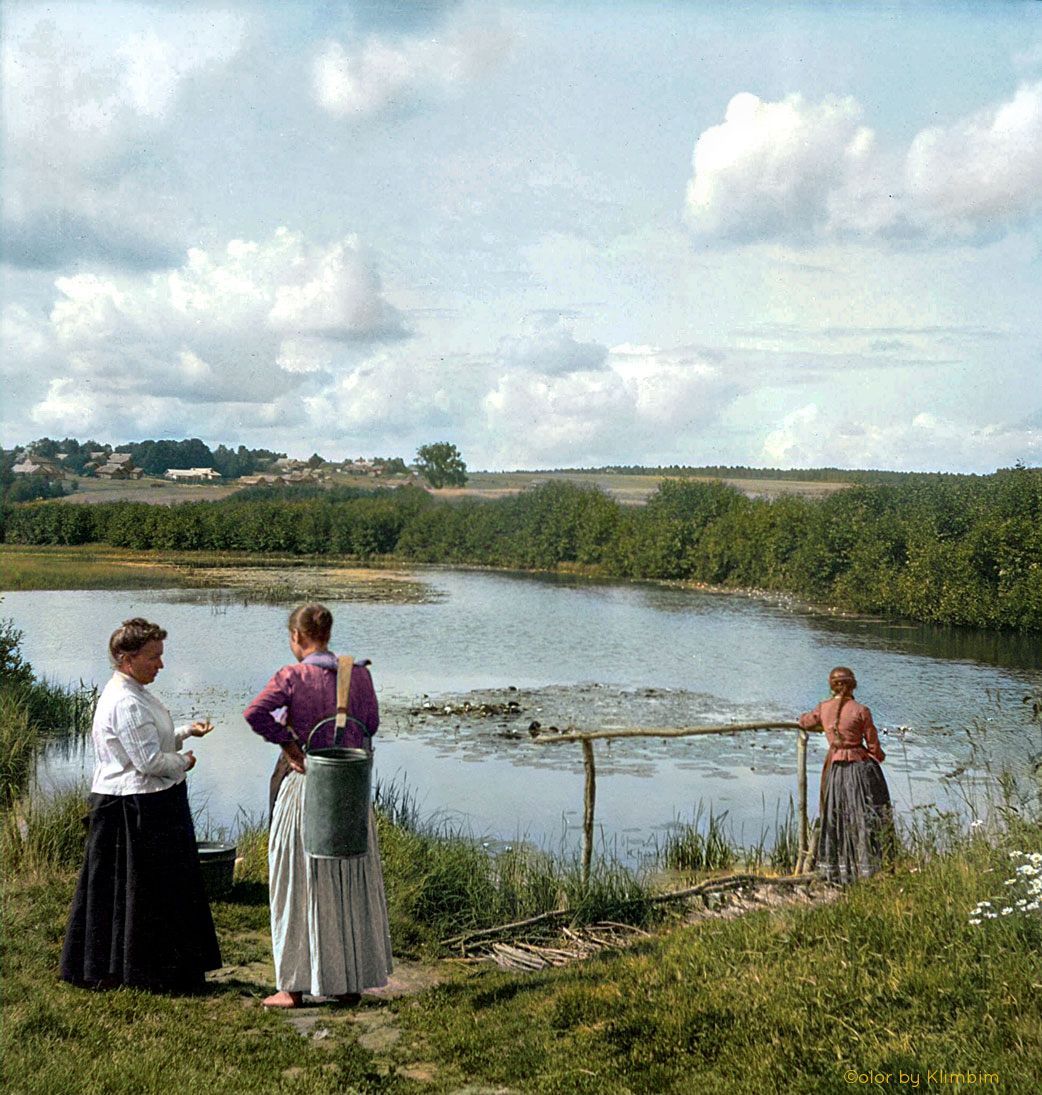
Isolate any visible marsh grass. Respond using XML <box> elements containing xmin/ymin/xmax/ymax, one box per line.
<box><xmin>0</xmin><ymin>677</ymin><xmax>95</xmax><ymax>807</ymax></box>
<box><xmin>375</xmin><ymin>807</ymin><xmax>658</xmax><ymax>954</ymax></box>
<box><xmin>2</xmin><ymin>783</ymin><xmax>88</xmax><ymax>874</ymax></box>
<box><xmin>654</xmin><ymin>798</ymin><xmax>802</xmax><ymax>876</ymax></box>
<box><xmin>0</xmin><ymin>546</ymin><xmax>187</xmax><ymax>590</ymax></box>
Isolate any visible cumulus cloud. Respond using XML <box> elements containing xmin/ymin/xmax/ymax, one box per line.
<box><xmin>1</xmin><ymin>14</ymin><xmax>245</xmax><ymax>268</ymax></box>
<box><xmin>312</xmin><ymin>11</ymin><xmax>510</xmax><ymax>118</ymax></box>
<box><xmin>261</xmin><ymin>338</ymin><xmax>742</xmax><ymax>469</ymax></box>
<box><xmin>481</xmin><ymin>343</ymin><xmax>740</xmax><ymax>467</ymax></box>
<box><xmin>761</xmin><ymin>404</ymin><xmax>1041</xmax><ymax>472</ymax></box>
<box><xmin>685</xmin><ymin>92</ymin><xmax>873</xmax><ymax>242</ymax></box>
<box><xmin>498</xmin><ymin>317</ymin><xmax>609</xmax><ymax>376</ymax></box>
<box><xmin>2</xmin><ymin>228</ymin><xmax>405</xmax><ymax>441</ymax></box>
<box><xmin>686</xmin><ymin>83</ymin><xmax>1042</xmax><ymax>245</ymax></box>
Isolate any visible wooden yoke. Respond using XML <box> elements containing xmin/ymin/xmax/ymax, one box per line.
<box><xmin>335</xmin><ymin>656</ymin><xmax>354</xmax><ymax>744</ymax></box>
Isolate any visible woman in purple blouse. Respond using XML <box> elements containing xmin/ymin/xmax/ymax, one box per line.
<box><xmin>244</xmin><ymin>603</ymin><xmax>392</xmax><ymax>1008</ymax></box>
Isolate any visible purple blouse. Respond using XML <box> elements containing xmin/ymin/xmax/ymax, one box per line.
<box><xmin>243</xmin><ymin>651</ymin><xmax>379</xmax><ymax>751</ymax></box>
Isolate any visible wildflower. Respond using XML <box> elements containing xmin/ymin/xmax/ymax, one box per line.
<box><xmin>968</xmin><ymin>918</ymin><xmax>982</xmax><ymax>925</ymax></box>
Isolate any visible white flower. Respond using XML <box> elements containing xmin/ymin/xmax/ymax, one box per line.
<box><xmin>1001</xmin><ymin>908</ymin><xmax>1014</xmax><ymax>915</ymax></box>
<box><xmin>969</xmin><ymin>918</ymin><xmax>982</xmax><ymax>925</ymax></box>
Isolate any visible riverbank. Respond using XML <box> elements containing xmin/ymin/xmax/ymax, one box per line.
<box><xmin>5</xmin><ymin>469</ymin><xmax>1041</xmax><ymax>632</ymax></box>
<box><xmin>0</xmin><ymin>542</ymin><xmax>933</xmax><ymax>625</ymax></box>
<box><xmin>5</xmin><ymin>820</ymin><xmax>1042</xmax><ymax>1092</ymax></box>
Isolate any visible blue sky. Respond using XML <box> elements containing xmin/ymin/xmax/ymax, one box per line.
<box><xmin>2</xmin><ymin>0</ymin><xmax>1040</xmax><ymax>471</ymax></box>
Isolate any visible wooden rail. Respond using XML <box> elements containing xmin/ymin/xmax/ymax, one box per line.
<box><xmin>532</xmin><ymin>720</ymin><xmax>815</xmax><ymax>885</ymax></box>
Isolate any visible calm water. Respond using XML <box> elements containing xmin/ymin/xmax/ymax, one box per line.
<box><xmin>9</xmin><ymin>568</ymin><xmax>1042</xmax><ymax>862</ymax></box>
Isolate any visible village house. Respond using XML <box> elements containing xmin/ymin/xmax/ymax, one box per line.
<box><xmin>236</xmin><ymin>474</ymin><xmax>285</xmax><ymax>486</ymax></box>
<box><xmin>11</xmin><ymin>456</ymin><xmax>64</xmax><ymax>479</ymax></box>
<box><xmin>164</xmin><ymin>467</ymin><xmax>222</xmax><ymax>482</ymax></box>
<box><xmin>96</xmin><ymin>453</ymin><xmax>143</xmax><ymax>479</ymax></box>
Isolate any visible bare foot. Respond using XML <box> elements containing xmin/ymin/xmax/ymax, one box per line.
<box><xmin>263</xmin><ymin>990</ymin><xmax>303</xmax><ymax>1008</ymax></box>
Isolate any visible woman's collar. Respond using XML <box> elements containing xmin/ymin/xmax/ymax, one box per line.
<box><xmin>301</xmin><ymin>650</ymin><xmax>338</xmax><ymax>670</ymax></box>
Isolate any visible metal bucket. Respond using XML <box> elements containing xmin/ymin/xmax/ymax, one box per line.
<box><xmin>197</xmin><ymin>841</ymin><xmax>236</xmax><ymax>899</ymax></box>
<box><xmin>303</xmin><ymin>747</ymin><xmax>372</xmax><ymax>858</ymax></box>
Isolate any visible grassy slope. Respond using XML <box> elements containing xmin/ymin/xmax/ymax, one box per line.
<box><xmin>5</xmin><ymin>836</ymin><xmax>1042</xmax><ymax>1094</ymax></box>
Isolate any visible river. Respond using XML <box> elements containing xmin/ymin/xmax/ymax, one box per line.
<box><xmin>7</xmin><ymin>567</ymin><xmax>1042</xmax><ymax>863</ymax></box>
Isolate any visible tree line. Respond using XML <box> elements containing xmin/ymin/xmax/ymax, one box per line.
<box><xmin>2</xmin><ymin>467</ymin><xmax>1039</xmax><ymax>632</ymax></box>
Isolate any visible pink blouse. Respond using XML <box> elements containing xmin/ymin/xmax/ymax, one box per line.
<box><xmin>798</xmin><ymin>697</ymin><xmax>884</xmax><ymax>764</ymax></box>
<box><xmin>244</xmin><ymin>656</ymin><xmax>379</xmax><ymax>752</ymax></box>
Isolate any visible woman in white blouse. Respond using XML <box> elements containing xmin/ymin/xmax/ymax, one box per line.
<box><xmin>61</xmin><ymin>618</ymin><xmax>222</xmax><ymax>993</ymax></box>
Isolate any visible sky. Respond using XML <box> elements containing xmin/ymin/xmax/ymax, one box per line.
<box><xmin>2</xmin><ymin>0</ymin><xmax>1040</xmax><ymax>472</ymax></box>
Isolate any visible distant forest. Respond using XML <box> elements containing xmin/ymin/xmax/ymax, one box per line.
<box><xmin>563</xmin><ymin>464</ymin><xmax>980</xmax><ymax>485</ymax></box>
<box><xmin>3</xmin><ymin>466</ymin><xmax>1040</xmax><ymax>633</ymax></box>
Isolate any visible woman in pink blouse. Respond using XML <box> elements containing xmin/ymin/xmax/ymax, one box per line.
<box><xmin>244</xmin><ymin>603</ymin><xmax>392</xmax><ymax>1009</ymax></box>
<box><xmin>799</xmin><ymin>666</ymin><xmax>893</xmax><ymax>884</ymax></box>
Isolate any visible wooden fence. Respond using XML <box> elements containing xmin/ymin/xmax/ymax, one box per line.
<box><xmin>532</xmin><ymin>721</ymin><xmax>817</xmax><ymax>883</ymax></box>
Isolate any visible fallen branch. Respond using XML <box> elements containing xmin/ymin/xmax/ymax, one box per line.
<box><xmin>439</xmin><ymin>872</ymin><xmax>814</xmax><ymax>949</ymax></box>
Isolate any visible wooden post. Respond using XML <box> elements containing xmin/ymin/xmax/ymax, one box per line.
<box><xmin>796</xmin><ymin>728</ymin><xmax>809</xmax><ymax>874</ymax></box>
<box><xmin>581</xmin><ymin>739</ymin><xmax>596</xmax><ymax>889</ymax></box>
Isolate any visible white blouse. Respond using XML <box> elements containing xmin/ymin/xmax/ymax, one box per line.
<box><xmin>91</xmin><ymin>672</ymin><xmax>192</xmax><ymax>795</ymax></box>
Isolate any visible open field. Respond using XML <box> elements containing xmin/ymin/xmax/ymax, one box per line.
<box><xmin>62</xmin><ymin>476</ymin><xmax>243</xmax><ymax>505</ymax></box>
<box><xmin>53</xmin><ymin>469</ymin><xmax>851</xmax><ymax>508</ymax></box>
<box><xmin>456</xmin><ymin>470</ymin><xmax>852</xmax><ymax>504</ymax></box>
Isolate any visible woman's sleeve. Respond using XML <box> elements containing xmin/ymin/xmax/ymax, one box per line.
<box><xmin>244</xmin><ymin>668</ymin><xmax>296</xmax><ymax>745</ymax></box>
<box><xmin>798</xmin><ymin>703</ymin><xmax>822</xmax><ymax>731</ymax></box>
<box><xmin>862</xmin><ymin>706</ymin><xmax>885</xmax><ymax>762</ymax></box>
<box><xmin>113</xmin><ymin>698</ymin><xmax>189</xmax><ymax>779</ymax></box>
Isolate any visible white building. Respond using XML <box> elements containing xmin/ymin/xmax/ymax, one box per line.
<box><xmin>165</xmin><ymin>467</ymin><xmax>221</xmax><ymax>481</ymax></box>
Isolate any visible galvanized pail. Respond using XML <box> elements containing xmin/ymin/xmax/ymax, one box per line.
<box><xmin>303</xmin><ymin>746</ymin><xmax>372</xmax><ymax>858</ymax></box>
<box><xmin>197</xmin><ymin>841</ymin><xmax>236</xmax><ymax>899</ymax></box>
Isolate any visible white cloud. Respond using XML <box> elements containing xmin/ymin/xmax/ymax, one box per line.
<box><xmin>1</xmin><ymin>14</ymin><xmax>245</xmax><ymax>268</ymax></box>
<box><xmin>903</xmin><ymin>82</ymin><xmax>1042</xmax><ymax>237</ymax></box>
<box><xmin>268</xmin><ymin>239</ymin><xmax>403</xmax><ymax>340</ymax></box>
<box><xmin>481</xmin><ymin>343</ymin><xmax>740</xmax><ymax>467</ymax></box>
<box><xmin>761</xmin><ymin>403</ymin><xmax>1041</xmax><ymax>472</ymax></box>
<box><xmin>686</xmin><ymin>83</ymin><xmax>1042</xmax><ymax>245</ymax></box>
<box><xmin>312</xmin><ymin>12</ymin><xmax>510</xmax><ymax>118</ymax></box>
<box><xmin>51</xmin><ymin>228</ymin><xmax>403</xmax><ymax>349</ymax></box>
<box><xmin>685</xmin><ymin>92</ymin><xmax>871</xmax><ymax>242</ymax></box>
<box><xmin>2</xmin><ymin>228</ymin><xmax>405</xmax><ymax>442</ymax></box>
<box><xmin>498</xmin><ymin>318</ymin><xmax>608</xmax><ymax>376</ymax></box>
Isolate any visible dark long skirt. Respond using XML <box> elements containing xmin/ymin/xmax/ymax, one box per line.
<box><xmin>818</xmin><ymin>759</ymin><xmax>894</xmax><ymax>885</ymax></box>
<box><xmin>60</xmin><ymin>781</ymin><xmax>221</xmax><ymax>993</ymax></box>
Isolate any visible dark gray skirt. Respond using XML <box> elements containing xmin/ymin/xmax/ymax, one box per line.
<box><xmin>60</xmin><ymin>782</ymin><xmax>221</xmax><ymax>993</ymax></box>
<box><xmin>818</xmin><ymin>759</ymin><xmax>893</xmax><ymax>885</ymax></box>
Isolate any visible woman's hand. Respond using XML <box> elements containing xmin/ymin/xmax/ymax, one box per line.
<box><xmin>281</xmin><ymin>741</ymin><xmax>306</xmax><ymax>774</ymax></box>
<box><xmin>183</xmin><ymin>750</ymin><xmax>197</xmax><ymax>771</ymax></box>
<box><xmin>188</xmin><ymin>719</ymin><xmax>214</xmax><ymax>738</ymax></box>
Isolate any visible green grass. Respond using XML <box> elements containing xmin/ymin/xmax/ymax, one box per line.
<box><xmin>0</xmin><ymin>545</ymin><xmax>190</xmax><ymax>590</ymax></box>
<box><xmin>394</xmin><ymin>833</ymin><xmax>1042</xmax><ymax>1093</ymax></box>
<box><xmin>5</xmin><ymin>783</ymin><xmax>1042</xmax><ymax>1092</ymax></box>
